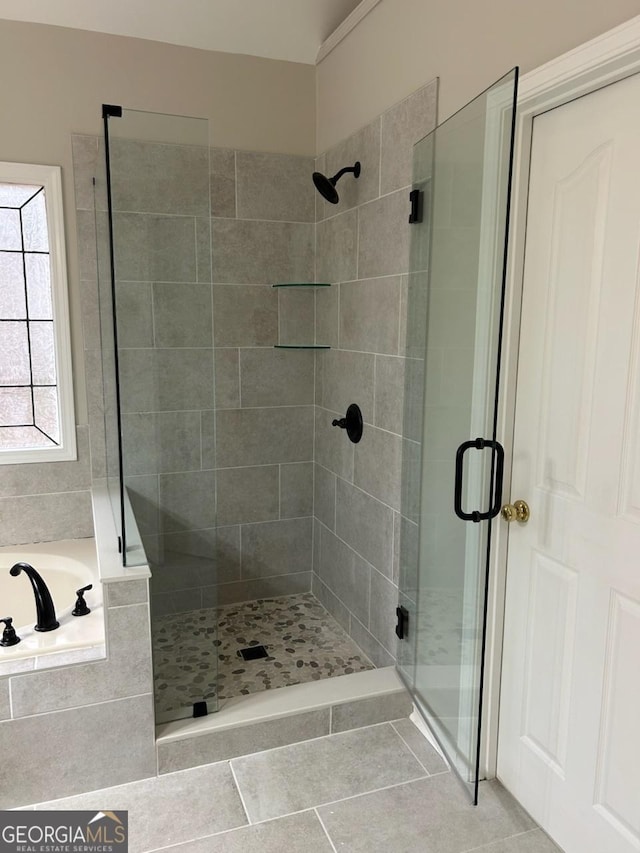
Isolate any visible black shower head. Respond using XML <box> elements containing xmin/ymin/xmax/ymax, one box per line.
<box><xmin>312</xmin><ymin>161</ymin><xmax>361</xmax><ymax>204</ymax></box>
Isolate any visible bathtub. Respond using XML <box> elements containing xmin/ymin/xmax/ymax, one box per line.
<box><xmin>0</xmin><ymin>538</ymin><xmax>105</xmax><ymax>673</ymax></box>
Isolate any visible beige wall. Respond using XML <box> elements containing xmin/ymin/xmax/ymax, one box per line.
<box><xmin>316</xmin><ymin>0</ymin><xmax>639</xmax><ymax>152</ymax></box>
<box><xmin>0</xmin><ymin>19</ymin><xmax>315</xmax><ymax>422</ymax></box>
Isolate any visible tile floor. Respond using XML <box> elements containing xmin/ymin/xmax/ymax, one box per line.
<box><xmin>33</xmin><ymin>718</ymin><xmax>563</xmax><ymax>853</ymax></box>
<box><xmin>152</xmin><ymin>593</ymin><xmax>374</xmax><ymax>719</ymax></box>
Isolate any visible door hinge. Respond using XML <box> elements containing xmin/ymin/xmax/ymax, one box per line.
<box><xmin>408</xmin><ymin>189</ymin><xmax>422</xmax><ymax>224</ymax></box>
<box><xmin>396</xmin><ymin>605</ymin><xmax>409</xmax><ymax>640</ymax></box>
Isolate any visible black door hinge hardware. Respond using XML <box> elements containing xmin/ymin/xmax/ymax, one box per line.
<box><xmin>409</xmin><ymin>189</ymin><xmax>422</xmax><ymax>224</ymax></box>
<box><xmin>396</xmin><ymin>605</ymin><xmax>409</xmax><ymax>640</ymax></box>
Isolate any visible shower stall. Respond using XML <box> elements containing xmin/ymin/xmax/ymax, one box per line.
<box><xmin>89</xmin><ymin>66</ymin><xmax>518</xmax><ymax>803</ymax></box>
<box><xmin>95</xmin><ymin>105</ymin><xmax>375</xmax><ymax>726</ymax></box>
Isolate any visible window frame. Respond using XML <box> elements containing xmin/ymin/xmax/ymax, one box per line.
<box><xmin>0</xmin><ymin>161</ymin><xmax>76</xmax><ymax>465</ymax></box>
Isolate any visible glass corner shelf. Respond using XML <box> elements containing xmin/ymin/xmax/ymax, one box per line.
<box><xmin>272</xmin><ymin>282</ymin><xmax>331</xmax><ymax>288</ymax></box>
<box><xmin>274</xmin><ymin>344</ymin><xmax>331</xmax><ymax>349</ymax></box>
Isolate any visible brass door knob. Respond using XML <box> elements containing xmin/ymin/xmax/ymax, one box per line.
<box><xmin>501</xmin><ymin>499</ymin><xmax>530</xmax><ymax>523</ymax></box>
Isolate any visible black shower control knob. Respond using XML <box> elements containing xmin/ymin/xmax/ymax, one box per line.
<box><xmin>331</xmin><ymin>404</ymin><xmax>363</xmax><ymax>444</ymax></box>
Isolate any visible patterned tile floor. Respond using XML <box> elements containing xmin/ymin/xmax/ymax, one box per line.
<box><xmin>152</xmin><ymin>592</ymin><xmax>374</xmax><ymax>721</ymax></box>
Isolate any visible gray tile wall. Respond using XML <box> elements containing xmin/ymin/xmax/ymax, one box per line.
<box><xmin>72</xmin><ymin>137</ymin><xmax>316</xmax><ymax>614</ymax></box>
<box><xmin>205</xmin><ymin>145</ymin><xmax>316</xmax><ymax>610</ymax></box>
<box><xmin>0</xmin><ymin>578</ymin><xmax>156</xmax><ymax>808</ymax></box>
<box><xmin>312</xmin><ymin>80</ymin><xmax>438</xmax><ymax>667</ymax></box>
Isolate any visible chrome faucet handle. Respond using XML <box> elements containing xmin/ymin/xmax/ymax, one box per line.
<box><xmin>0</xmin><ymin>617</ymin><xmax>21</xmax><ymax>647</ymax></box>
<box><xmin>72</xmin><ymin>584</ymin><xmax>93</xmax><ymax>617</ymax></box>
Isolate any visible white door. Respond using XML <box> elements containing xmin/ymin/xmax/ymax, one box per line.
<box><xmin>498</xmin><ymin>72</ymin><xmax>640</xmax><ymax>853</ymax></box>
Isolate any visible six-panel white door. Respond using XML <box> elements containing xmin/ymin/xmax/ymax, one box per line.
<box><xmin>498</xmin><ymin>72</ymin><xmax>640</xmax><ymax>853</ymax></box>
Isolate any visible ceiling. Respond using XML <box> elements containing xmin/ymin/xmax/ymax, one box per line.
<box><xmin>0</xmin><ymin>0</ymin><xmax>363</xmax><ymax>64</ymax></box>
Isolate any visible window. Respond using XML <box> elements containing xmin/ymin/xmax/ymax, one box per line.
<box><xmin>0</xmin><ymin>162</ymin><xmax>76</xmax><ymax>464</ymax></box>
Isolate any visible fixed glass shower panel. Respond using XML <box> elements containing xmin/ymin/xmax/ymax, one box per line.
<box><xmin>399</xmin><ymin>70</ymin><xmax>518</xmax><ymax>802</ymax></box>
<box><xmin>102</xmin><ymin>106</ymin><xmax>218</xmax><ymax>722</ymax></box>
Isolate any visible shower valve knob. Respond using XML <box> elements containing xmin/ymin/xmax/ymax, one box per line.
<box><xmin>331</xmin><ymin>403</ymin><xmax>363</xmax><ymax>444</ymax></box>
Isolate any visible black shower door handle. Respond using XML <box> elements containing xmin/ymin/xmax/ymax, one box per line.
<box><xmin>454</xmin><ymin>437</ymin><xmax>505</xmax><ymax>522</ymax></box>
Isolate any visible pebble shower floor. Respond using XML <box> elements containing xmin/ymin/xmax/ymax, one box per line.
<box><xmin>152</xmin><ymin>592</ymin><xmax>375</xmax><ymax>720</ymax></box>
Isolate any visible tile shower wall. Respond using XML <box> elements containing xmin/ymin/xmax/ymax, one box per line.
<box><xmin>312</xmin><ymin>80</ymin><xmax>438</xmax><ymax>667</ymax></box>
<box><xmin>209</xmin><ymin>149</ymin><xmax>315</xmax><ymax>609</ymax></box>
<box><xmin>72</xmin><ymin>137</ymin><xmax>316</xmax><ymax>614</ymax></box>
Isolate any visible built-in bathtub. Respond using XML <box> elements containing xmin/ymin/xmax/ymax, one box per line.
<box><xmin>0</xmin><ymin>538</ymin><xmax>105</xmax><ymax>674</ymax></box>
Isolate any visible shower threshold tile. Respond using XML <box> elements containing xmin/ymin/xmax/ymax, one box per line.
<box><xmin>152</xmin><ymin>592</ymin><xmax>374</xmax><ymax>719</ymax></box>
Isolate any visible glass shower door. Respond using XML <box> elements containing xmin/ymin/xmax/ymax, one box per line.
<box><xmin>100</xmin><ymin>105</ymin><xmax>218</xmax><ymax>723</ymax></box>
<box><xmin>398</xmin><ymin>69</ymin><xmax>518</xmax><ymax>802</ymax></box>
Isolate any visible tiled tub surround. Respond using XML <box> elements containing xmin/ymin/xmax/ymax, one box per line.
<box><xmin>71</xmin><ymin>135</ymin><xmax>316</xmax><ymax>618</ymax></box>
<box><xmin>312</xmin><ymin>79</ymin><xmax>438</xmax><ymax>669</ymax></box>
<box><xmin>0</xmin><ymin>570</ymin><xmax>155</xmax><ymax>809</ymax></box>
<box><xmin>0</xmin><ymin>424</ymin><xmax>94</xmax><ymax>548</ymax></box>
<box><xmin>152</xmin><ymin>592</ymin><xmax>374</xmax><ymax>720</ymax></box>
<box><xmin>0</xmin><ymin>538</ymin><xmax>104</xmax><ymax>673</ymax></box>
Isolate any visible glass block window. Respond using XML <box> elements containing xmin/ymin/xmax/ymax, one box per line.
<box><xmin>0</xmin><ymin>163</ymin><xmax>76</xmax><ymax>464</ymax></box>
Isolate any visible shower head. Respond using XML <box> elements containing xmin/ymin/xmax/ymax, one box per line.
<box><xmin>312</xmin><ymin>161</ymin><xmax>361</xmax><ymax>204</ymax></box>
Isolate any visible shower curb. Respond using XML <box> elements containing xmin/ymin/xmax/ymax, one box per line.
<box><xmin>155</xmin><ymin>667</ymin><xmax>410</xmax><ymax>773</ymax></box>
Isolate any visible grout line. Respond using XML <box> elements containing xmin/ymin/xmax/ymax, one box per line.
<box><xmin>228</xmin><ymin>761</ymin><xmax>252</xmax><ymax>826</ymax></box>
<box><xmin>212</xmin><ymin>214</ymin><xmax>315</xmax><ymax>226</ymax></box>
<box><xmin>314</xmin><ymin>808</ymin><xmax>339</xmax><ymax>853</ymax></box>
<box><xmin>7</xmin><ymin>679</ymin><xmax>15</xmax><ymax>720</ymax></box>
<box><xmin>0</xmin><ymin>487</ymin><xmax>92</xmax><ymax>500</ymax></box>
<box><xmin>277</xmin><ymin>287</ymin><xmax>281</xmax><ymax>345</ymax></box>
<box><xmin>378</xmin><ymin>116</ymin><xmax>383</xmax><ymax>198</ymax></box>
<box><xmin>350</xmin><ymin>611</ymin><xmax>395</xmax><ymax>660</ymax></box>
<box><xmin>397</xmin><ymin>276</ymin><xmax>404</xmax><ymax>356</ymax></box>
<box><xmin>390</xmin><ymin>719</ymin><xmax>438</xmax><ymax>777</ymax></box>
<box><xmin>215</xmin><ymin>462</ymin><xmax>312</xmax><ymax>473</ymax></box>
<box><xmin>326</xmin><ymin>470</ymin><xmax>401</xmax><ymax>515</ymax></box>
<box><xmin>119</xmin><ymin>333</ymin><xmax>411</xmax><ymax>357</ymax></box>
<box><xmin>460</xmin><ymin>829</ymin><xmax>546</xmax><ymax>853</ymax></box>
<box><xmin>104</xmin><ymin>600</ymin><xmax>147</xmax><ymax>611</ymax></box>
<box><xmin>7</xmin><ymin>690</ymin><xmax>153</xmax><ymax>722</ymax></box>
<box><xmin>193</xmin><ymin>217</ymin><xmax>199</xmax><ymax>283</ymax></box>
<box><xmin>235</xmin><ymin>347</ymin><xmax>241</xmax><ymax>407</ymax></box>
<box><xmin>278</xmin><ymin>464</ymin><xmax>282</xmax><ymax>520</ymax></box>
<box><xmin>227</xmin><ymin>719</ymin><xmax>391</xmax><ymax>765</ymax></box>
<box><xmin>233</xmin><ymin>150</ymin><xmax>238</xmax><ymax>218</ymax></box>
<box><xmin>320</xmin><ymin>184</ymin><xmax>412</xmax><ymax>226</ymax></box>
<box><xmin>355</xmin><ymin>207</ymin><xmax>360</xmax><ymax>281</ymax></box>
<box><xmin>218</xmin><ymin>403</ymin><xmax>315</xmax><ymax>412</ymax></box>
<box><xmin>270</xmin><ymin>770</ymin><xmax>431</xmax><ymax>822</ymax></box>
<box><xmin>372</xmin><ymin>354</ymin><xmax>377</xmax><ymax>425</ymax></box>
